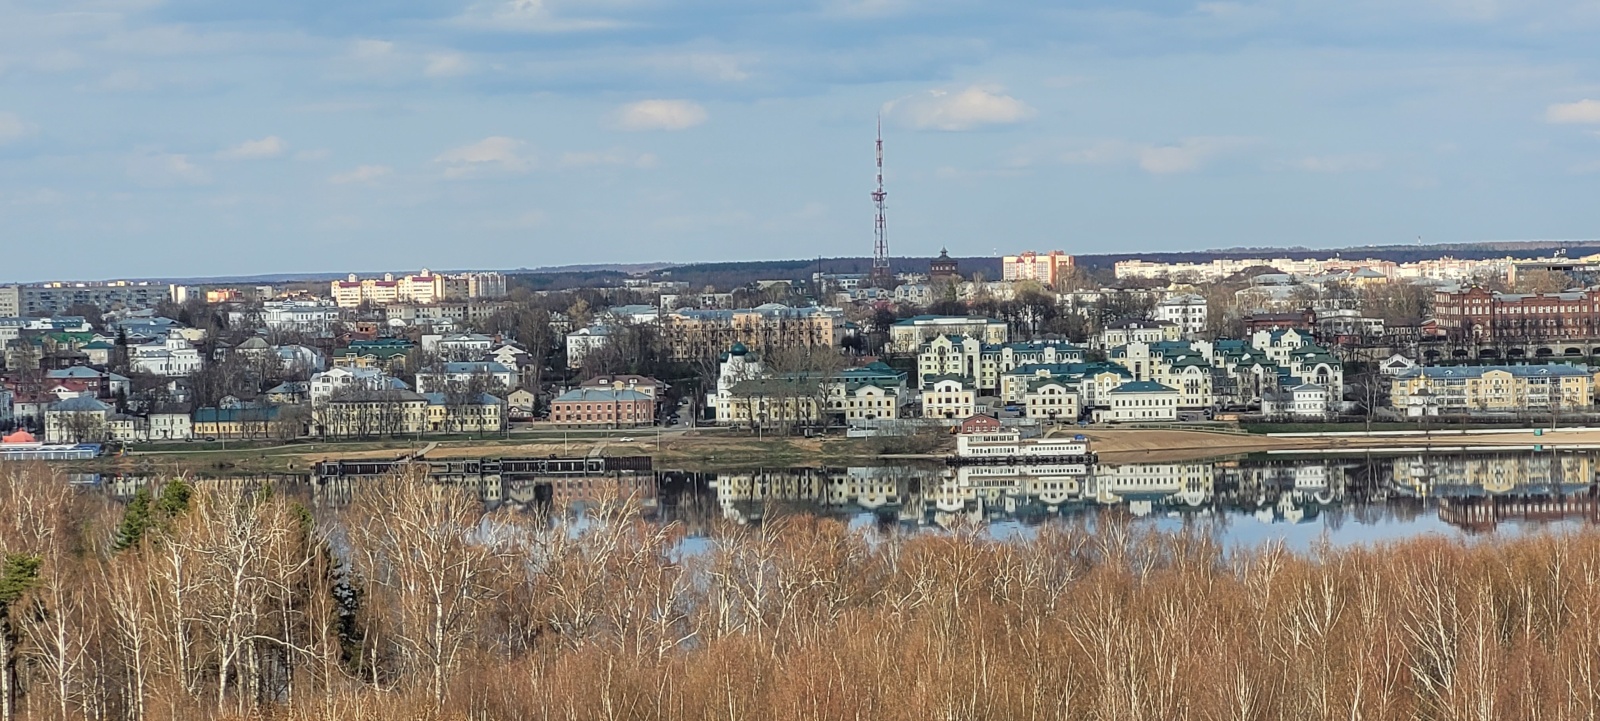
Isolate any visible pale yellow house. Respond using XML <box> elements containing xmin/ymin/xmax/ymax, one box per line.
<box><xmin>1391</xmin><ymin>365</ymin><xmax>1593</xmax><ymax>415</ymax></box>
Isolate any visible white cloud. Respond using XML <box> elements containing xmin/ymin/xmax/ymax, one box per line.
<box><xmin>0</xmin><ymin>112</ymin><xmax>33</xmax><ymax>144</ymax></box>
<box><xmin>1294</xmin><ymin>153</ymin><xmax>1384</xmax><ymax>173</ymax></box>
<box><xmin>217</xmin><ymin>136</ymin><xmax>288</xmax><ymax>160</ymax></box>
<box><xmin>883</xmin><ymin>86</ymin><xmax>1036</xmax><ymax>131</ymax></box>
<box><xmin>1547</xmin><ymin>99</ymin><xmax>1600</xmax><ymax>124</ymax></box>
<box><xmin>435</xmin><ymin>136</ymin><xmax>536</xmax><ymax>177</ymax></box>
<box><xmin>350</xmin><ymin>39</ymin><xmax>396</xmax><ymax>60</ymax></box>
<box><xmin>424</xmin><ymin>52</ymin><xmax>470</xmax><ymax>78</ymax></box>
<box><xmin>328</xmin><ymin>165</ymin><xmax>392</xmax><ymax>184</ymax></box>
<box><xmin>454</xmin><ymin>0</ymin><xmax>622</xmax><ymax>33</ymax></box>
<box><xmin>612</xmin><ymin>100</ymin><xmax>708</xmax><ymax>131</ymax></box>
<box><xmin>126</xmin><ymin>153</ymin><xmax>211</xmax><ymax>187</ymax></box>
<box><xmin>1138</xmin><ymin>138</ymin><xmax>1249</xmax><ymax>174</ymax></box>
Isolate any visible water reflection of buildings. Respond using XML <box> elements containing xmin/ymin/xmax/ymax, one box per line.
<box><xmin>74</xmin><ymin>452</ymin><xmax>1600</xmax><ymax>534</ymax></box>
<box><xmin>708</xmin><ymin>461</ymin><xmax>1348</xmax><ymax>528</ymax></box>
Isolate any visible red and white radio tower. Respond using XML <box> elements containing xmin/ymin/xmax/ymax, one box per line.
<box><xmin>870</xmin><ymin>116</ymin><xmax>891</xmax><ymax>288</ymax></box>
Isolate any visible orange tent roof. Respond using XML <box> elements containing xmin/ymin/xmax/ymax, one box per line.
<box><xmin>1</xmin><ymin>429</ymin><xmax>37</xmax><ymax>444</ymax></box>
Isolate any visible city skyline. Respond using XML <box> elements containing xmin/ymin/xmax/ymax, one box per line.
<box><xmin>3</xmin><ymin>1</ymin><xmax>1600</xmax><ymax>279</ymax></box>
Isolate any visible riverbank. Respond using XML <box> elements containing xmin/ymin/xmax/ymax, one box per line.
<box><xmin>1079</xmin><ymin>426</ymin><xmax>1600</xmax><ymax>463</ymax></box>
<box><xmin>56</xmin><ymin>430</ymin><xmax>934</xmax><ymax>476</ymax></box>
<box><xmin>43</xmin><ymin>424</ymin><xmax>1600</xmax><ymax>476</ymax></box>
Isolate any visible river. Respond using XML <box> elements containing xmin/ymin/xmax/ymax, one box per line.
<box><xmin>71</xmin><ymin>449</ymin><xmax>1600</xmax><ymax>549</ymax></box>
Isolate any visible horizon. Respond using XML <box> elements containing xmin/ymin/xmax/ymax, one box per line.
<box><xmin>8</xmin><ymin>236</ymin><xmax>1600</xmax><ymax>286</ymax></box>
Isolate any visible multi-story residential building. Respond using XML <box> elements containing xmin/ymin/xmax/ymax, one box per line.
<box><xmin>423</xmin><ymin>332</ymin><xmax>495</xmax><ymax>360</ymax></box>
<box><xmin>1024</xmin><ymin>379</ymin><xmax>1079</xmax><ymax>422</ymax></box>
<box><xmin>332</xmin><ymin>339</ymin><xmax>415</xmax><ymax>372</ymax></box>
<box><xmin>257</xmin><ymin>299</ymin><xmax>340</xmax><ymax>333</ymax></box>
<box><xmin>916</xmin><ymin>336</ymin><xmax>1086</xmax><ymax>394</ymax></box>
<box><xmin>1097</xmin><ymin>381</ymin><xmax>1179</xmax><ymax>422</ymax></box>
<box><xmin>825</xmin><ymin>362</ymin><xmax>907</xmax><ymax>423</ymax></box>
<box><xmin>0</xmin><ymin>281</ymin><xmax>180</xmax><ymax>315</ymax></box>
<box><xmin>920</xmin><ymin>376</ymin><xmax>977</xmax><ymax>419</ymax></box>
<box><xmin>1432</xmin><ymin>285</ymin><xmax>1600</xmax><ymax>345</ymax></box>
<box><xmin>661</xmin><ymin>305</ymin><xmax>845</xmax><ymax>362</ymax></box>
<box><xmin>421</xmin><ymin>392</ymin><xmax>505</xmax><ymax>433</ymax></box>
<box><xmin>310</xmin><ymin>367</ymin><xmax>406</xmax><ymax>406</ymax></box>
<box><xmin>549</xmin><ymin>388</ymin><xmax>656</xmax><ymax>427</ymax></box>
<box><xmin>1155</xmin><ymin>294</ymin><xmax>1208</xmax><ymax>338</ymax></box>
<box><xmin>130</xmin><ymin>335</ymin><xmax>203</xmax><ymax>377</ymax></box>
<box><xmin>330</xmin><ymin>270</ymin><xmax>508</xmax><ymax>308</ymax></box>
<box><xmin>719</xmin><ymin>379</ymin><xmax>824</xmax><ymax>429</ymax></box>
<box><xmin>1002</xmin><ymin>251</ymin><xmax>1075</xmax><ymax>286</ymax></box>
<box><xmin>44</xmin><ymin>396</ymin><xmax>112</xmax><ymax>443</ymax></box>
<box><xmin>107</xmin><ymin>412</ymin><xmax>195</xmax><ymax>442</ymax></box>
<box><xmin>1390</xmin><ymin>365</ymin><xmax>1593</xmax><ymax>415</ymax></box>
<box><xmin>998</xmin><ymin>362</ymin><xmax>1132</xmax><ymax>405</ymax></box>
<box><xmin>1096</xmin><ymin>319</ymin><xmax>1181</xmax><ymax>349</ymax></box>
<box><xmin>890</xmin><ymin>316</ymin><xmax>1009</xmax><ymax>355</ymax></box>
<box><xmin>1115</xmin><ymin>255</ymin><xmax>1518</xmax><ymax>284</ymax></box>
<box><xmin>415</xmin><ymin>361</ymin><xmax>515</xmax><ymax>395</ymax></box>
<box><xmin>1262</xmin><ymin>384</ymin><xmax>1332</xmax><ymax>420</ymax></box>
<box><xmin>579</xmin><ymin>375</ymin><xmax>668</xmax><ymax>399</ymax></box>
<box><xmin>565</xmin><ymin>325</ymin><xmax>612</xmax><ymax>368</ymax></box>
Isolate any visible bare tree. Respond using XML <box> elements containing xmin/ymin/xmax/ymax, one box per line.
<box><xmin>345</xmin><ymin>472</ymin><xmax>506</xmax><ymax>711</ymax></box>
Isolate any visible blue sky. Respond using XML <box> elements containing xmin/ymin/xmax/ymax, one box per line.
<box><xmin>2</xmin><ymin>0</ymin><xmax>1600</xmax><ymax>281</ymax></box>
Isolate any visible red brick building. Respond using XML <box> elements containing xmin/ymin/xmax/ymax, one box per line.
<box><xmin>1433</xmin><ymin>286</ymin><xmax>1600</xmax><ymax>343</ymax></box>
<box><xmin>549</xmin><ymin>388</ymin><xmax>656</xmax><ymax>427</ymax></box>
<box><xmin>957</xmin><ymin>414</ymin><xmax>1003</xmax><ymax>434</ymax></box>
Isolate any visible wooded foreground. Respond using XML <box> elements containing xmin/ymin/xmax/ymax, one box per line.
<box><xmin>1</xmin><ymin>462</ymin><xmax>1599</xmax><ymax>720</ymax></box>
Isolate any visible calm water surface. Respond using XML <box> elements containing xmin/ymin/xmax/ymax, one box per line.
<box><xmin>77</xmin><ymin>450</ymin><xmax>1600</xmax><ymax>550</ymax></box>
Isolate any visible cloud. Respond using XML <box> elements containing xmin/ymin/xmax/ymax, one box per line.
<box><xmin>612</xmin><ymin>100</ymin><xmax>708</xmax><ymax>131</ymax></box>
<box><xmin>454</xmin><ymin>0</ymin><xmax>622</xmax><ymax>33</ymax></box>
<box><xmin>328</xmin><ymin>165</ymin><xmax>392</xmax><ymax>184</ymax></box>
<box><xmin>883</xmin><ymin>86</ymin><xmax>1036</xmax><ymax>131</ymax></box>
<box><xmin>126</xmin><ymin>153</ymin><xmax>211</xmax><ymax>187</ymax></box>
<box><xmin>1138</xmin><ymin>138</ymin><xmax>1250</xmax><ymax>174</ymax></box>
<box><xmin>217</xmin><ymin>136</ymin><xmax>288</xmax><ymax>160</ymax></box>
<box><xmin>435</xmin><ymin>136</ymin><xmax>536</xmax><ymax>177</ymax></box>
<box><xmin>349</xmin><ymin>39</ymin><xmax>396</xmax><ymax>60</ymax></box>
<box><xmin>0</xmin><ymin>112</ymin><xmax>33</xmax><ymax>144</ymax></box>
<box><xmin>424</xmin><ymin>52</ymin><xmax>470</xmax><ymax>78</ymax></box>
<box><xmin>1547</xmin><ymin>99</ymin><xmax>1600</xmax><ymax>124</ymax></box>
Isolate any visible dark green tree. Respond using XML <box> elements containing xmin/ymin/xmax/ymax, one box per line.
<box><xmin>112</xmin><ymin>480</ymin><xmax>194</xmax><ymax>552</ymax></box>
<box><xmin>0</xmin><ymin>553</ymin><xmax>40</xmax><ymax>721</ymax></box>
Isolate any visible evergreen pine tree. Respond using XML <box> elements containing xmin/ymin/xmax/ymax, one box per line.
<box><xmin>112</xmin><ymin>488</ymin><xmax>155</xmax><ymax>552</ymax></box>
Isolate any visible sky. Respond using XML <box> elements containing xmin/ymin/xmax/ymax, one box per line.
<box><xmin>2</xmin><ymin>0</ymin><xmax>1600</xmax><ymax>281</ymax></box>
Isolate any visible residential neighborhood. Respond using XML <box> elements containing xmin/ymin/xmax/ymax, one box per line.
<box><xmin>11</xmin><ymin>248</ymin><xmax>1600</xmax><ymax>454</ymax></box>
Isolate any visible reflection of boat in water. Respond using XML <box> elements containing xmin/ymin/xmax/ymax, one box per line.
<box><xmin>953</xmin><ymin>430</ymin><xmax>1093</xmax><ymax>464</ymax></box>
